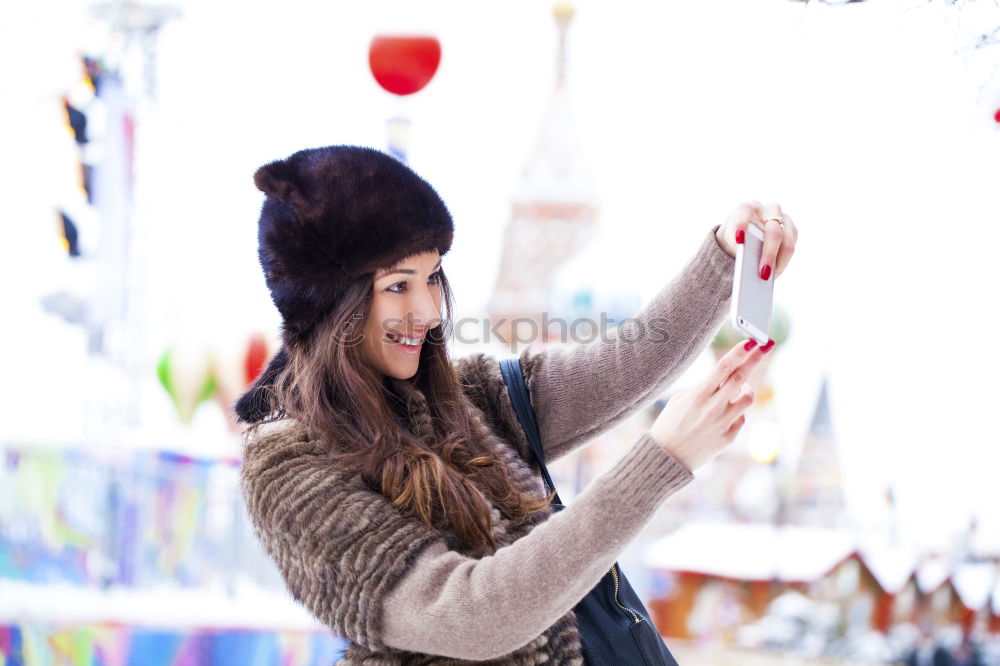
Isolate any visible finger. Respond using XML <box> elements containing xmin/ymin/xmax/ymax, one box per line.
<box><xmin>759</xmin><ymin>202</ymin><xmax>784</xmax><ymax>282</ymax></box>
<box><xmin>723</xmin><ymin>413</ymin><xmax>746</xmax><ymax>441</ymax></box>
<box><xmin>728</xmin><ymin>382</ymin><xmax>754</xmax><ymax>406</ymax></box>
<box><xmin>724</xmin><ymin>201</ymin><xmax>763</xmax><ymax>247</ymax></box>
<box><xmin>724</xmin><ymin>382</ymin><xmax>755</xmax><ymax>418</ymax></box>
<box><xmin>773</xmin><ymin>212</ymin><xmax>797</xmax><ymax>278</ymax></box>
<box><xmin>700</xmin><ymin>338</ymin><xmax>763</xmax><ymax>400</ymax></box>
<box><xmin>711</xmin><ymin>342</ymin><xmax>770</xmax><ymax>406</ymax></box>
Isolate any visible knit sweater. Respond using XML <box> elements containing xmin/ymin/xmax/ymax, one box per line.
<box><xmin>240</xmin><ymin>223</ymin><xmax>735</xmax><ymax>664</ymax></box>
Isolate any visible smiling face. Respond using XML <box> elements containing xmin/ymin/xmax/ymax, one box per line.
<box><xmin>360</xmin><ymin>250</ymin><xmax>444</xmax><ymax>380</ymax></box>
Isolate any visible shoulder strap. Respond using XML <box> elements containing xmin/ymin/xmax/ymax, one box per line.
<box><xmin>499</xmin><ymin>357</ymin><xmax>564</xmax><ymax>508</ymax></box>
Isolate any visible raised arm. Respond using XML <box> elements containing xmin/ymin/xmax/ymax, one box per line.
<box><xmin>379</xmin><ymin>430</ymin><xmax>693</xmax><ymax>660</ymax></box>
<box><xmin>519</xmin><ymin>223</ymin><xmax>734</xmax><ymax>463</ymax></box>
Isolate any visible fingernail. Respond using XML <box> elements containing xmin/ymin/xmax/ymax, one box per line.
<box><xmin>744</xmin><ymin>339</ymin><xmax>757</xmax><ymax>351</ymax></box>
<box><xmin>760</xmin><ymin>264</ymin><xmax>771</xmax><ymax>280</ymax></box>
<box><xmin>735</xmin><ymin>229</ymin><xmax>745</xmax><ymax>244</ymax></box>
<box><xmin>760</xmin><ymin>339</ymin><xmax>775</xmax><ymax>353</ymax></box>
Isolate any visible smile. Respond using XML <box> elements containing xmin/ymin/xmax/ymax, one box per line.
<box><xmin>386</xmin><ymin>332</ymin><xmax>423</xmax><ymax>354</ymax></box>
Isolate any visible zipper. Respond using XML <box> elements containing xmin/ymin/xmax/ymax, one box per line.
<box><xmin>609</xmin><ymin>563</ymin><xmax>641</xmax><ymax>623</ymax></box>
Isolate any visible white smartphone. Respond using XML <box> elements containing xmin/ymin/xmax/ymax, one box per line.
<box><xmin>730</xmin><ymin>222</ymin><xmax>774</xmax><ymax>346</ymax></box>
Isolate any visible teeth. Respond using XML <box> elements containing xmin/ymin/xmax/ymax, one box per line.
<box><xmin>389</xmin><ymin>333</ymin><xmax>423</xmax><ymax>346</ymax></box>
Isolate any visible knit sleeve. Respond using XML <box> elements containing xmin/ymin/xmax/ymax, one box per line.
<box><xmin>239</xmin><ymin>423</ymin><xmax>442</xmax><ymax>652</ymax></box>
<box><xmin>517</xmin><ymin>223</ymin><xmax>734</xmax><ymax>463</ymax></box>
<box><xmin>378</xmin><ymin>430</ymin><xmax>694</xmax><ymax>661</ymax></box>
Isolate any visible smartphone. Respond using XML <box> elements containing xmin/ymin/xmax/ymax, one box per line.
<box><xmin>730</xmin><ymin>222</ymin><xmax>774</xmax><ymax>346</ymax></box>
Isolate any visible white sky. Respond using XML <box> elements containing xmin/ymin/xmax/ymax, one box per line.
<box><xmin>2</xmin><ymin>0</ymin><xmax>1000</xmax><ymax>552</ymax></box>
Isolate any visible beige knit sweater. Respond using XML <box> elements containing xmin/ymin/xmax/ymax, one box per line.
<box><xmin>242</xmin><ymin>224</ymin><xmax>735</xmax><ymax>663</ymax></box>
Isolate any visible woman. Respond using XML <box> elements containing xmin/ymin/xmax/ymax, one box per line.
<box><xmin>236</xmin><ymin>145</ymin><xmax>797</xmax><ymax>664</ymax></box>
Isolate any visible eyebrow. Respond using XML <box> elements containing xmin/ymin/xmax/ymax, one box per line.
<box><xmin>381</xmin><ymin>259</ymin><xmax>442</xmax><ymax>278</ymax></box>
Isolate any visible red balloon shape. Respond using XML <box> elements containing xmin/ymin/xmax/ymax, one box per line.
<box><xmin>244</xmin><ymin>332</ymin><xmax>269</xmax><ymax>389</ymax></box>
<box><xmin>369</xmin><ymin>35</ymin><xmax>441</xmax><ymax>96</ymax></box>
<box><xmin>994</xmin><ymin>108</ymin><xmax>1000</xmax><ymax>124</ymax></box>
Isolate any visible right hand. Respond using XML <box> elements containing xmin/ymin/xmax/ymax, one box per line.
<box><xmin>649</xmin><ymin>338</ymin><xmax>771</xmax><ymax>471</ymax></box>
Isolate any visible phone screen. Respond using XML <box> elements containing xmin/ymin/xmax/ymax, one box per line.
<box><xmin>732</xmin><ymin>224</ymin><xmax>774</xmax><ymax>345</ymax></box>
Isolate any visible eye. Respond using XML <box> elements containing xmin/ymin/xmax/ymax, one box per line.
<box><xmin>386</xmin><ymin>271</ymin><xmax>442</xmax><ymax>294</ymax></box>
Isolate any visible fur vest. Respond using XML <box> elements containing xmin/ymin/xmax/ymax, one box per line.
<box><xmin>240</xmin><ymin>352</ymin><xmax>586</xmax><ymax>665</ymax></box>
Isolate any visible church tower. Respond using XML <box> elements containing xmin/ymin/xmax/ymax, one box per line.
<box><xmin>784</xmin><ymin>371</ymin><xmax>848</xmax><ymax>527</ymax></box>
<box><xmin>485</xmin><ymin>2</ymin><xmax>600</xmax><ymax>347</ymax></box>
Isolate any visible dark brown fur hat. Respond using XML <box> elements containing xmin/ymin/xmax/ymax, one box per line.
<box><xmin>234</xmin><ymin>145</ymin><xmax>454</xmax><ymax>423</ymax></box>
<box><xmin>255</xmin><ymin>145</ymin><xmax>454</xmax><ymax>344</ymax></box>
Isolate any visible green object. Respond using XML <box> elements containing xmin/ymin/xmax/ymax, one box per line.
<box><xmin>156</xmin><ymin>347</ymin><xmax>218</xmax><ymax>423</ymax></box>
<box><xmin>712</xmin><ymin>303</ymin><xmax>791</xmax><ymax>349</ymax></box>
<box><xmin>157</xmin><ymin>348</ymin><xmax>174</xmax><ymax>396</ymax></box>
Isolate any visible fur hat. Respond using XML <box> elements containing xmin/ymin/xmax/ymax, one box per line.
<box><xmin>234</xmin><ymin>145</ymin><xmax>454</xmax><ymax>423</ymax></box>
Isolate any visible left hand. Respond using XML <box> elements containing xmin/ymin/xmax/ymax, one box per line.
<box><xmin>715</xmin><ymin>201</ymin><xmax>797</xmax><ymax>281</ymax></box>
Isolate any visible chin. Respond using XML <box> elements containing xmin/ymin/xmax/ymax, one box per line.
<box><xmin>385</xmin><ymin>363</ymin><xmax>419</xmax><ymax>381</ymax></box>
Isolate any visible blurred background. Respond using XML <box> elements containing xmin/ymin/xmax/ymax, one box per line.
<box><xmin>2</xmin><ymin>0</ymin><xmax>1000</xmax><ymax>664</ymax></box>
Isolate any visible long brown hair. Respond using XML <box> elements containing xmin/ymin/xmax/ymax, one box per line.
<box><xmin>242</xmin><ymin>267</ymin><xmax>554</xmax><ymax>555</ymax></box>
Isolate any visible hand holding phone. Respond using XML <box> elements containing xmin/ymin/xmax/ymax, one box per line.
<box><xmin>730</xmin><ymin>221</ymin><xmax>774</xmax><ymax>346</ymax></box>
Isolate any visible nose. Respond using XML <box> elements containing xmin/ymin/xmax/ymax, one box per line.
<box><xmin>405</xmin><ymin>282</ymin><xmax>442</xmax><ymax>332</ymax></box>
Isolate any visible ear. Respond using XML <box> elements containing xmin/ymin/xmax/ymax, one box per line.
<box><xmin>254</xmin><ymin>159</ymin><xmax>305</xmax><ymax>207</ymax></box>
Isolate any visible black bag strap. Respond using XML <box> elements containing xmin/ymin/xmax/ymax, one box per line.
<box><xmin>500</xmin><ymin>361</ymin><xmax>679</xmax><ymax>666</ymax></box>
<box><xmin>499</xmin><ymin>357</ymin><xmax>564</xmax><ymax>509</ymax></box>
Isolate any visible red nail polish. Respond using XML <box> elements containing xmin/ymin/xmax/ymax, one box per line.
<box><xmin>735</xmin><ymin>229</ymin><xmax>745</xmax><ymax>244</ymax></box>
<box><xmin>744</xmin><ymin>339</ymin><xmax>757</xmax><ymax>351</ymax></box>
<box><xmin>760</xmin><ymin>339</ymin><xmax>775</xmax><ymax>353</ymax></box>
<box><xmin>760</xmin><ymin>264</ymin><xmax>771</xmax><ymax>280</ymax></box>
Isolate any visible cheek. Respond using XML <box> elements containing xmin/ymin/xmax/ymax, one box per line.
<box><xmin>363</xmin><ymin>311</ymin><xmax>381</xmax><ymax>340</ymax></box>
<box><xmin>364</xmin><ymin>311</ymin><xmax>385</xmax><ymax>349</ymax></box>
<box><xmin>365</xmin><ymin>296</ymin><xmax>398</xmax><ymax>349</ymax></box>
<box><xmin>362</xmin><ymin>321</ymin><xmax>379</xmax><ymax>357</ymax></box>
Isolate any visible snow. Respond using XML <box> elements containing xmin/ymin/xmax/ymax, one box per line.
<box><xmin>0</xmin><ymin>578</ymin><xmax>324</xmax><ymax>631</ymax></box>
<box><xmin>643</xmin><ymin>521</ymin><xmax>855</xmax><ymax>583</ymax></box>
<box><xmin>858</xmin><ymin>541</ymin><xmax>920</xmax><ymax>595</ymax></box>
<box><xmin>916</xmin><ymin>556</ymin><xmax>952</xmax><ymax>595</ymax></box>
<box><xmin>951</xmin><ymin>562</ymin><xmax>998</xmax><ymax>612</ymax></box>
